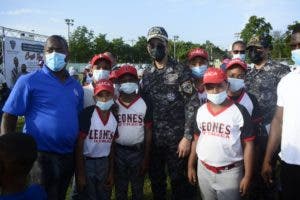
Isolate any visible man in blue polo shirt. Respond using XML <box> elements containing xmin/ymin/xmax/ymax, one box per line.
<box><xmin>1</xmin><ymin>35</ymin><xmax>83</xmax><ymax>200</ymax></box>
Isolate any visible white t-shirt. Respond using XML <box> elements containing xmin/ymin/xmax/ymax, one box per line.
<box><xmin>277</xmin><ymin>69</ymin><xmax>300</xmax><ymax>165</ymax></box>
<box><xmin>196</xmin><ymin>102</ymin><xmax>254</xmax><ymax>167</ymax></box>
<box><xmin>115</xmin><ymin>96</ymin><xmax>147</xmax><ymax>146</ymax></box>
<box><xmin>234</xmin><ymin>91</ymin><xmax>254</xmax><ymax>116</ymax></box>
<box><xmin>83</xmin><ymin>83</ymin><xmax>95</xmax><ymax>108</ymax></box>
<box><xmin>82</xmin><ymin>109</ymin><xmax>117</xmax><ymax>158</ymax></box>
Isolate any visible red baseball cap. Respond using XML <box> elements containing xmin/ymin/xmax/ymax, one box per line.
<box><xmin>188</xmin><ymin>48</ymin><xmax>209</xmax><ymax>61</ymax></box>
<box><xmin>117</xmin><ymin>65</ymin><xmax>138</xmax><ymax>79</ymax></box>
<box><xmin>226</xmin><ymin>58</ymin><xmax>247</xmax><ymax>70</ymax></box>
<box><xmin>94</xmin><ymin>79</ymin><xmax>114</xmax><ymax>96</ymax></box>
<box><xmin>90</xmin><ymin>53</ymin><xmax>112</xmax><ymax>67</ymax></box>
<box><xmin>109</xmin><ymin>70</ymin><xmax>118</xmax><ymax>81</ymax></box>
<box><xmin>203</xmin><ymin>67</ymin><xmax>227</xmax><ymax>84</ymax></box>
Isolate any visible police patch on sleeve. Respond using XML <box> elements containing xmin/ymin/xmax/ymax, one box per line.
<box><xmin>180</xmin><ymin>80</ymin><xmax>193</xmax><ymax>94</ymax></box>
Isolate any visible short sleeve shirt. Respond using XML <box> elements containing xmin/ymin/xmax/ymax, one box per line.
<box><xmin>196</xmin><ymin>102</ymin><xmax>254</xmax><ymax>167</ymax></box>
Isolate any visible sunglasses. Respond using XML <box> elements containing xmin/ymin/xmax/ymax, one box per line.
<box><xmin>232</xmin><ymin>50</ymin><xmax>246</xmax><ymax>54</ymax></box>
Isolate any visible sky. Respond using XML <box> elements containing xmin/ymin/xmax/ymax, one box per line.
<box><xmin>0</xmin><ymin>0</ymin><xmax>299</xmax><ymax>49</ymax></box>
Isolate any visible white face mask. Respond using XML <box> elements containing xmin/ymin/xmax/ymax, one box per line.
<box><xmin>93</xmin><ymin>70</ymin><xmax>110</xmax><ymax>81</ymax></box>
<box><xmin>228</xmin><ymin>78</ymin><xmax>245</xmax><ymax>92</ymax></box>
<box><xmin>232</xmin><ymin>53</ymin><xmax>246</xmax><ymax>61</ymax></box>
<box><xmin>119</xmin><ymin>82</ymin><xmax>139</xmax><ymax>94</ymax></box>
<box><xmin>96</xmin><ymin>99</ymin><xmax>114</xmax><ymax>111</ymax></box>
<box><xmin>207</xmin><ymin>90</ymin><xmax>227</xmax><ymax>105</ymax></box>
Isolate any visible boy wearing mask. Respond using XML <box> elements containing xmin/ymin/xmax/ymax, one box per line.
<box><xmin>83</xmin><ymin>53</ymin><xmax>113</xmax><ymax>108</ymax></box>
<box><xmin>188</xmin><ymin>68</ymin><xmax>255</xmax><ymax>200</ymax></box>
<box><xmin>114</xmin><ymin>65</ymin><xmax>152</xmax><ymax>200</ymax></box>
<box><xmin>74</xmin><ymin>80</ymin><xmax>117</xmax><ymax>200</ymax></box>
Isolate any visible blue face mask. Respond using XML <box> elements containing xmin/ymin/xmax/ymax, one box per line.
<box><xmin>96</xmin><ymin>99</ymin><xmax>114</xmax><ymax>111</ymax></box>
<box><xmin>119</xmin><ymin>82</ymin><xmax>138</xmax><ymax>94</ymax></box>
<box><xmin>291</xmin><ymin>49</ymin><xmax>300</xmax><ymax>66</ymax></box>
<box><xmin>93</xmin><ymin>69</ymin><xmax>110</xmax><ymax>81</ymax></box>
<box><xmin>207</xmin><ymin>90</ymin><xmax>227</xmax><ymax>105</ymax></box>
<box><xmin>191</xmin><ymin>65</ymin><xmax>207</xmax><ymax>78</ymax></box>
<box><xmin>228</xmin><ymin>78</ymin><xmax>245</xmax><ymax>92</ymax></box>
<box><xmin>45</xmin><ymin>52</ymin><xmax>66</xmax><ymax>72</ymax></box>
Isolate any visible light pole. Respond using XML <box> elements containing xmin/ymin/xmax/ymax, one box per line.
<box><xmin>65</xmin><ymin>19</ymin><xmax>74</xmax><ymax>44</ymax></box>
<box><xmin>173</xmin><ymin>35</ymin><xmax>179</xmax><ymax>60</ymax></box>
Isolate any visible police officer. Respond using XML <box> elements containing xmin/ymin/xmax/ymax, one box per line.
<box><xmin>245</xmin><ymin>35</ymin><xmax>290</xmax><ymax>200</ymax></box>
<box><xmin>140</xmin><ymin>26</ymin><xmax>199</xmax><ymax>200</ymax></box>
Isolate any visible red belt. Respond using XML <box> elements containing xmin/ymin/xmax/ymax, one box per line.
<box><xmin>201</xmin><ymin>160</ymin><xmax>242</xmax><ymax>174</ymax></box>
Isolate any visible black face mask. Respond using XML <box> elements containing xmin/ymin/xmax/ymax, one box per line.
<box><xmin>149</xmin><ymin>44</ymin><xmax>166</xmax><ymax>62</ymax></box>
<box><xmin>248</xmin><ymin>48</ymin><xmax>264</xmax><ymax>64</ymax></box>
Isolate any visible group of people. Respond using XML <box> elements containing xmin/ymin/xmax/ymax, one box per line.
<box><xmin>0</xmin><ymin>24</ymin><xmax>300</xmax><ymax>200</ymax></box>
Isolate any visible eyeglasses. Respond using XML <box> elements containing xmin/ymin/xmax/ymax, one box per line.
<box><xmin>232</xmin><ymin>50</ymin><xmax>246</xmax><ymax>54</ymax></box>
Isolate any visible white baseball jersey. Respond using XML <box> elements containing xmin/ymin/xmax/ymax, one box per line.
<box><xmin>196</xmin><ymin>101</ymin><xmax>254</xmax><ymax>167</ymax></box>
<box><xmin>115</xmin><ymin>96</ymin><xmax>148</xmax><ymax>146</ymax></box>
<box><xmin>277</xmin><ymin>69</ymin><xmax>300</xmax><ymax>165</ymax></box>
<box><xmin>80</xmin><ymin>108</ymin><xmax>117</xmax><ymax>158</ymax></box>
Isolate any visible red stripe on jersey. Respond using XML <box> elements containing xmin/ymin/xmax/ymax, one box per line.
<box><xmin>145</xmin><ymin>121</ymin><xmax>153</xmax><ymax>129</ymax></box>
<box><xmin>243</xmin><ymin>136</ymin><xmax>255</xmax><ymax>142</ymax></box>
<box><xmin>96</xmin><ymin>107</ymin><xmax>110</xmax><ymax>126</ymax></box>
<box><xmin>118</xmin><ymin>96</ymin><xmax>141</xmax><ymax>109</ymax></box>
<box><xmin>236</xmin><ymin>90</ymin><xmax>246</xmax><ymax>103</ymax></box>
<box><xmin>79</xmin><ymin>131</ymin><xmax>88</xmax><ymax>139</ymax></box>
<box><xmin>207</xmin><ymin>99</ymin><xmax>234</xmax><ymax>117</ymax></box>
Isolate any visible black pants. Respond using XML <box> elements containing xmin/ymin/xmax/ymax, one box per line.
<box><xmin>149</xmin><ymin>143</ymin><xmax>196</xmax><ymax>200</ymax></box>
<box><xmin>30</xmin><ymin>151</ymin><xmax>75</xmax><ymax>200</ymax></box>
<box><xmin>281</xmin><ymin>160</ymin><xmax>300</xmax><ymax>200</ymax></box>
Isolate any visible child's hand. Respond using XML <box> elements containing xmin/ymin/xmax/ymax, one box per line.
<box><xmin>187</xmin><ymin>167</ymin><xmax>197</xmax><ymax>185</ymax></box>
<box><xmin>76</xmin><ymin>174</ymin><xmax>87</xmax><ymax>192</ymax></box>
<box><xmin>104</xmin><ymin>172</ymin><xmax>114</xmax><ymax>189</ymax></box>
<box><xmin>139</xmin><ymin>158</ymin><xmax>149</xmax><ymax>176</ymax></box>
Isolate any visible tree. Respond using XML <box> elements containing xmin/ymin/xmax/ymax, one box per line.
<box><xmin>94</xmin><ymin>33</ymin><xmax>111</xmax><ymax>55</ymax></box>
<box><xmin>69</xmin><ymin>26</ymin><xmax>94</xmax><ymax>62</ymax></box>
<box><xmin>240</xmin><ymin>16</ymin><xmax>273</xmax><ymax>44</ymax></box>
<box><xmin>271</xmin><ymin>31</ymin><xmax>290</xmax><ymax>60</ymax></box>
<box><xmin>132</xmin><ymin>36</ymin><xmax>151</xmax><ymax>63</ymax></box>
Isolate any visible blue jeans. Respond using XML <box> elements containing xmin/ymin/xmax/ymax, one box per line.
<box><xmin>72</xmin><ymin>157</ymin><xmax>111</xmax><ymax>200</ymax></box>
<box><xmin>29</xmin><ymin>151</ymin><xmax>75</xmax><ymax>200</ymax></box>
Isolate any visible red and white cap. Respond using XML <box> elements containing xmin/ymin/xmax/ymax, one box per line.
<box><xmin>90</xmin><ymin>53</ymin><xmax>112</xmax><ymax>67</ymax></box>
<box><xmin>109</xmin><ymin>70</ymin><xmax>118</xmax><ymax>81</ymax></box>
<box><xmin>226</xmin><ymin>58</ymin><xmax>247</xmax><ymax>70</ymax></box>
<box><xmin>116</xmin><ymin>65</ymin><xmax>138</xmax><ymax>78</ymax></box>
<box><xmin>203</xmin><ymin>67</ymin><xmax>227</xmax><ymax>84</ymax></box>
<box><xmin>94</xmin><ymin>79</ymin><xmax>114</xmax><ymax>95</ymax></box>
<box><xmin>188</xmin><ymin>48</ymin><xmax>209</xmax><ymax>61</ymax></box>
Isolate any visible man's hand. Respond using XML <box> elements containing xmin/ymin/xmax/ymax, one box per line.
<box><xmin>261</xmin><ymin>160</ymin><xmax>273</xmax><ymax>185</ymax></box>
<box><xmin>177</xmin><ymin>137</ymin><xmax>191</xmax><ymax>158</ymax></box>
<box><xmin>76</xmin><ymin>174</ymin><xmax>86</xmax><ymax>192</ymax></box>
<box><xmin>239</xmin><ymin>176</ymin><xmax>251</xmax><ymax>196</ymax></box>
<box><xmin>187</xmin><ymin>166</ymin><xmax>197</xmax><ymax>185</ymax></box>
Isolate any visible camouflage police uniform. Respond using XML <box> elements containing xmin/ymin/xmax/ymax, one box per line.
<box><xmin>245</xmin><ymin>36</ymin><xmax>290</xmax><ymax>199</ymax></box>
<box><xmin>141</xmin><ymin>58</ymin><xmax>199</xmax><ymax>200</ymax></box>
